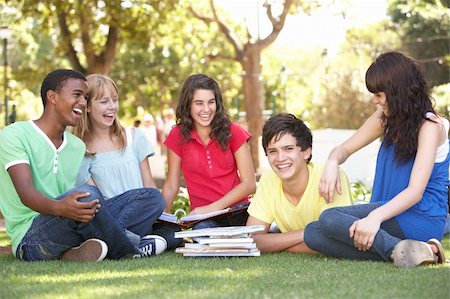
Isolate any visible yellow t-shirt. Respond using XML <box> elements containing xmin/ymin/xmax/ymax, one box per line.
<box><xmin>248</xmin><ymin>162</ymin><xmax>352</xmax><ymax>233</ymax></box>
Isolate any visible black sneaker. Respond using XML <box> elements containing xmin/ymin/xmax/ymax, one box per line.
<box><xmin>61</xmin><ymin>239</ymin><xmax>108</xmax><ymax>262</ymax></box>
<box><xmin>138</xmin><ymin>235</ymin><xmax>167</xmax><ymax>257</ymax></box>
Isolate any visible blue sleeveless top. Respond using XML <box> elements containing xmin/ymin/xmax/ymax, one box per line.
<box><xmin>370</xmin><ymin>141</ymin><xmax>449</xmax><ymax>241</ymax></box>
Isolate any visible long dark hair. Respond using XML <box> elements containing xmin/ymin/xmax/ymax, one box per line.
<box><xmin>365</xmin><ymin>51</ymin><xmax>435</xmax><ymax>163</ymax></box>
<box><xmin>176</xmin><ymin>74</ymin><xmax>231</xmax><ymax>150</ymax></box>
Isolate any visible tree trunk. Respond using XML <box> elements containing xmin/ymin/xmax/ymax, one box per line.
<box><xmin>241</xmin><ymin>47</ymin><xmax>263</xmax><ymax>171</ymax></box>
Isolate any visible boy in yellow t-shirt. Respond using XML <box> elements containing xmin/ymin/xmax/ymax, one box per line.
<box><xmin>247</xmin><ymin>113</ymin><xmax>352</xmax><ymax>253</ymax></box>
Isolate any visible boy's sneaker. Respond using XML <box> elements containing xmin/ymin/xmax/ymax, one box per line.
<box><xmin>138</xmin><ymin>235</ymin><xmax>167</xmax><ymax>257</ymax></box>
<box><xmin>61</xmin><ymin>239</ymin><xmax>108</xmax><ymax>262</ymax></box>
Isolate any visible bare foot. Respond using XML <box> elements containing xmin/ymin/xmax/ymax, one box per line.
<box><xmin>429</xmin><ymin>243</ymin><xmax>438</xmax><ymax>254</ymax></box>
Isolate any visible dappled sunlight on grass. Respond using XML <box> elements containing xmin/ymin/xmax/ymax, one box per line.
<box><xmin>2</xmin><ymin>258</ymin><xmax>273</xmax><ymax>298</ymax></box>
<box><xmin>0</xmin><ymin>233</ymin><xmax>10</xmax><ymax>247</ymax></box>
<box><xmin>1</xmin><ymin>252</ymin><xmax>449</xmax><ymax>298</ymax></box>
<box><xmin>0</xmin><ymin>233</ymin><xmax>449</xmax><ymax>298</ymax></box>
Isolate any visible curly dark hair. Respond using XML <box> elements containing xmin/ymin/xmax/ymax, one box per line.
<box><xmin>365</xmin><ymin>51</ymin><xmax>435</xmax><ymax>163</ymax></box>
<box><xmin>40</xmin><ymin>69</ymin><xmax>86</xmax><ymax>107</ymax></box>
<box><xmin>176</xmin><ymin>74</ymin><xmax>231</xmax><ymax>150</ymax></box>
<box><xmin>262</xmin><ymin>113</ymin><xmax>313</xmax><ymax>163</ymax></box>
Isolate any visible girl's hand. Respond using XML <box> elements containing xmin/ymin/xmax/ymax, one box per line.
<box><xmin>349</xmin><ymin>215</ymin><xmax>381</xmax><ymax>251</ymax></box>
<box><xmin>189</xmin><ymin>205</ymin><xmax>215</xmax><ymax>216</ymax></box>
<box><xmin>319</xmin><ymin>160</ymin><xmax>341</xmax><ymax>203</ymax></box>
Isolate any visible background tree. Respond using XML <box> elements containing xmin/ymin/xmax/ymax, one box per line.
<box><xmin>109</xmin><ymin>2</ymin><xmax>242</xmax><ymax>120</ymax></box>
<box><xmin>19</xmin><ymin>0</ymin><xmax>176</xmax><ymax>75</ymax></box>
<box><xmin>11</xmin><ymin>0</ymin><xmax>242</xmax><ymax>121</ymax></box>
<box><xmin>388</xmin><ymin>0</ymin><xmax>450</xmax><ymax>86</ymax></box>
<box><xmin>189</xmin><ymin>0</ymin><xmax>301</xmax><ymax>171</ymax></box>
<box><xmin>307</xmin><ymin>20</ymin><xmax>400</xmax><ymax>129</ymax></box>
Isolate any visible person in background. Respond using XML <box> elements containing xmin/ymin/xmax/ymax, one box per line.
<box><xmin>304</xmin><ymin>51</ymin><xmax>448</xmax><ymax>267</ymax></box>
<box><xmin>73</xmin><ymin>74</ymin><xmax>171</xmax><ymax>254</ymax></box>
<box><xmin>163</xmin><ymin>73</ymin><xmax>256</xmax><ymax>230</ymax></box>
<box><xmin>247</xmin><ymin>113</ymin><xmax>352</xmax><ymax>253</ymax></box>
<box><xmin>141</xmin><ymin>113</ymin><xmax>158</xmax><ymax>152</ymax></box>
<box><xmin>163</xmin><ymin>108</ymin><xmax>176</xmax><ymax>139</ymax></box>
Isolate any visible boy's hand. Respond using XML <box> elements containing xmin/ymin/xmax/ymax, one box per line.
<box><xmin>56</xmin><ymin>192</ymin><xmax>101</xmax><ymax>222</ymax></box>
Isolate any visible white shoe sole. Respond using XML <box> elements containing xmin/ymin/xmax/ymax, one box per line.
<box><xmin>61</xmin><ymin>238</ymin><xmax>108</xmax><ymax>262</ymax></box>
<box><xmin>392</xmin><ymin>240</ymin><xmax>435</xmax><ymax>267</ymax></box>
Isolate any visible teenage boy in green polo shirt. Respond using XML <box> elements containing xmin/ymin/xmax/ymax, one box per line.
<box><xmin>0</xmin><ymin>69</ymin><xmax>160</xmax><ymax>261</ymax></box>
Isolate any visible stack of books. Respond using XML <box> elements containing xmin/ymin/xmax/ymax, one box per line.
<box><xmin>174</xmin><ymin>225</ymin><xmax>265</xmax><ymax>257</ymax></box>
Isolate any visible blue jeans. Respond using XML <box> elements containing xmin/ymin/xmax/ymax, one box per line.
<box><xmin>152</xmin><ymin>222</ymin><xmax>182</xmax><ymax>250</ymax></box>
<box><xmin>192</xmin><ymin>209</ymin><xmax>249</xmax><ymax>230</ymax></box>
<box><xmin>17</xmin><ymin>185</ymin><xmax>165</xmax><ymax>261</ymax></box>
<box><xmin>106</xmin><ymin>187</ymin><xmax>165</xmax><ymax>238</ymax></box>
<box><xmin>304</xmin><ymin>203</ymin><xmax>405</xmax><ymax>261</ymax></box>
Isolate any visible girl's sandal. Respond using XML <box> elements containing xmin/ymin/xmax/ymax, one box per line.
<box><xmin>427</xmin><ymin>238</ymin><xmax>446</xmax><ymax>264</ymax></box>
<box><xmin>392</xmin><ymin>239</ymin><xmax>435</xmax><ymax>267</ymax></box>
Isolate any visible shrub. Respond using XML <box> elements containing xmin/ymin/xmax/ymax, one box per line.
<box><xmin>350</xmin><ymin>181</ymin><xmax>372</xmax><ymax>203</ymax></box>
<box><xmin>170</xmin><ymin>187</ymin><xmax>190</xmax><ymax>217</ymax></box>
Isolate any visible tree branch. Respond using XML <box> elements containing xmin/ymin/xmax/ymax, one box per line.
<box><xmin>418</xmin><ymin>55</ymin><xmax>449</xmax><ymax>63</ymax></box>
<box><xmin>404</xmin><ymin>35</ymin><xmax>450</xmax><ymax>44</ymax></box>
<box><xmin>98</xmin><ymin>25</ymin><xmax>119</xmax><ymax>73</ymax></box>
<box><xmin>56</xmin><ymin>11</ymin><xmax>86</xmax><ymax>73</ymax></box>
<box><xmin>256</xmin><ymin>0</ymin><xmax>294</xmax><ymax>49</ymax></box>
<box><xmin>190</xmin><ymin>1</ymin><xmax>243</xmax><ymax>60</ymax></box>
<box><xmin>207</xmin><ymin>53</ymin><xmax>237</xmax><ymax>61</ymax></box>
<box><xmin>77</xmin><ymin>0</ymin><xmax>95</xmax><ymax>68</ymax></box>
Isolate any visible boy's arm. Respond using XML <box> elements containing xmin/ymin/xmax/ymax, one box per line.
<box><xmin>8</xmin><ymin>164</ymin><xmax>100</xmax><ymax>222</ymax></box>
<box><xmin>247</xmin><ymin>215</ymin><xmax>311</xmax><ymax>253</ymax></box>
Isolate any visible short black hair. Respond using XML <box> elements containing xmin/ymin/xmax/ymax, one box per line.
<box><xmin>40</xmin><ymin>69</ymin><xmax>86</xmax><ymax>107</ymax></box>
<box><xmin>262</xmin><ymin>113</ymin><xmax>313</xmax><ymax>162</ymax></box>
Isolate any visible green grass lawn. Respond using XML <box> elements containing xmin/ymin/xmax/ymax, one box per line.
<box><xmin>0</xmin><ymin>233</ymin><xmax>449</xmax><ymax>299</ymax></box>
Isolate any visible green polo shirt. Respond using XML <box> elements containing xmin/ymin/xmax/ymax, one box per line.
<box><xmin>0</xmin><ymin>121</ymin><xmax>85</xmax><ymax>254</ymax></box>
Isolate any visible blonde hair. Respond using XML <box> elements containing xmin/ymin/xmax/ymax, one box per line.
<box><xmin>73</xmin><ymin>74</ymin><xmax>126</xmax><ymax>153</ymax></box>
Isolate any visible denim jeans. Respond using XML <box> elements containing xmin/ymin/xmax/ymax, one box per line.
<box><xmin>192</xmin><ymin>209</ymin><xmax>249</xmax><ymax>230</ymax></box>
<box><xmin>106</xmin><ymin>187</ymin><xmax>165</xmax><ymax>238</ymax></box>
<box><xmin>304</xmin><ymin>203</ymin><xmax>405</xmax><ymax>261</ymax></box>
<box><xmin>152</xmin><ymin>222</ymin><xmax>182</xmax><ymax>250</ymax></box>
<box><xmin>17</xmin><ymin>185</ymin><xmax>165</xmax><ymax>261</ymax></box>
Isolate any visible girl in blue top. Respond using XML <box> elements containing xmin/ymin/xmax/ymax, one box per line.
<box><xmin>73</xmin><ymin>74</ymin><xmax>169</xmax><ymax>255</ymax></box>
<box><xmin>304</xmin><ymin>51</ymin><xmax>448</xmax><ymax>267</ymax></box>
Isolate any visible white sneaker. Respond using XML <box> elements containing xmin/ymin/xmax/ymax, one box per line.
<box><xmin>61</xmin><ymin>239</ymin><xmax>108</xmax><ymax>262</ymax></box>
<box><xmin>138</xmin><ymin>235</ymin><xmax>167</xmax><ymax>257</ymax></box>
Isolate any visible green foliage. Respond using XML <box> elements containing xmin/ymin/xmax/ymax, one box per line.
<box><xmin>305</xmin><ymin>20</ymin><xmax>401</xmax><ymax>129</ymax></box>
<box><xmin>170</xmin><ymin>187</ymin><xmax>190</xmax><ymax>216</ymax></box>
<box><xmin>2</xmin><ymin>0</ymin><xmax>447</xmax><ymax>129</ymax></box>
<box><xmin>307</xmin><ymin>70</ymin><xmax>374</xmax><ymax>129</ymax></box>
<box><xmin>350</xmin><ymin>180</ymin><xmax>372</xmax><ymax>203</ymax></box>
<box><xmin>109</xmin><ymin>1</ymin><xmax>241</xmax><ymax>121</ymax></box>
<box><xmin>388</xmin><ymin>0</ymin><xmax>450</xmax><ymax>86</ymax></box>
<box><xmin>432</xmin><ymin>83</ymin><xmax>450</xmax><ymax>121</ymax></box>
